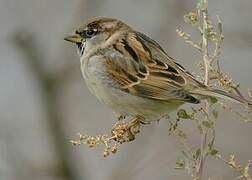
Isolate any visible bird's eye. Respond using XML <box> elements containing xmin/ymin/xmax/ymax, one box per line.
<box><xmin>85</xmin><ymin>29</ymin><xmax>96</xmax><ymax>38</ymax></box>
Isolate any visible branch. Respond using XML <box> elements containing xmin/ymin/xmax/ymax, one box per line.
<box><xmin>11</xmin><ymin>32</ymin><xmax>80</xmax><ymax>180</ymax></box>
<box><xmin>196</xmin><ymin>0</ymin><xmax>211</xmax><ymax>179</ymax></box>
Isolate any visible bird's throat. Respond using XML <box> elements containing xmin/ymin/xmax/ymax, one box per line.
<box><xmin>77</xmin><ymin>42</ymin><xmax>85</xmax><ymax>57</ymax></box>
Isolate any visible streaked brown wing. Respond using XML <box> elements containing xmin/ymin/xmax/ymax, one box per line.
<box><xmin>105</xmin><ymin>31</ymin><xmax>200</xmax><ymax>104</ymax></box>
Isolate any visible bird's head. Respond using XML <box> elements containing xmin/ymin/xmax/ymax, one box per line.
<box><xmin>64</xmin><ymin>17</ymin><xmax>130</xmax><ymax>57</ymax></box>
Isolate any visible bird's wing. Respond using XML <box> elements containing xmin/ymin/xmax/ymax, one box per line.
<box><xmin>105</xmin><ymin>31</ymin><xmax>202</xmax><ymax>103</ymax></box>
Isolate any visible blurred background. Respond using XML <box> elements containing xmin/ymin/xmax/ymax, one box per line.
<box><xmin>0</xmin><ymin>0</ymin><xmax>252</xmax><ymax>179</ymax></box>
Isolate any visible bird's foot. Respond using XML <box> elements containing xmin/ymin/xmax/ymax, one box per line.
<box><xmin>111</xmin><ymin>116</ymin><xmax>142</xmax><ymax>143</ymax></box>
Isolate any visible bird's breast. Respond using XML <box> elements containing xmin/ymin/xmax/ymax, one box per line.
<box><xmin>79</xmin><ymin>54</ymin><xmax>183</xmax><ymax>121</ymax></box>
<box><xmin>80</xmin><ymin>54</ymin><xmax>119</xmax><ymax>107</ymax></box>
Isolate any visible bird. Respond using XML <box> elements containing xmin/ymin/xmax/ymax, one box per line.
<box><xmin>64</xmin><ymin>17</ymin><xmax>251</xmax><ymax>122</ymax></box>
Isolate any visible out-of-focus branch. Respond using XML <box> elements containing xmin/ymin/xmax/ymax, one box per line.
<box><xmin>11</xmin><ymin>32</ymin><xmax>80</xmax><ymax>180</ymax></box>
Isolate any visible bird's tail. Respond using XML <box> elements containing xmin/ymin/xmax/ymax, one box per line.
<box><xmin>192</xmin><ymin>88</ymin><xmax>252</xmax><ymax>109</ymax></box>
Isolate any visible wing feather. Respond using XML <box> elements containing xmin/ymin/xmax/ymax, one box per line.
<box><xmin>105</xmin><ymin>31</ymin><xmax>201</xmax><ymax>104</ymax></box>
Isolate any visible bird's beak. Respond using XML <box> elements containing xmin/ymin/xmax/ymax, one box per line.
<box><xmin>64</xmin><ymin>34</ymin><xmax>83</xmax><ymax>43</ymax></box>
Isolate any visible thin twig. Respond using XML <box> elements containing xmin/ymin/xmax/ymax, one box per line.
<box><xmin>176</xmin><ymin>29</ymin><xmax>203</xmax><ymax>52</ymax></box>
<box><xmin>197</xmin><ymin>0</ymin><xmax>210</xmax><ymax>179</ymax></box>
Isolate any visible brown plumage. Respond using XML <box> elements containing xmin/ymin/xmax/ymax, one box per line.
<box><xmin>65</xmin><ymin>17</ymin><xmax>252</xmax><ymax>121</ymax></box>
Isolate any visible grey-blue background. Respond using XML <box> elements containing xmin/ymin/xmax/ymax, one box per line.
<box><xmin>0</xmin><ymin>0</ymin><xmax>251</xmax><ymax>179</ymax></box>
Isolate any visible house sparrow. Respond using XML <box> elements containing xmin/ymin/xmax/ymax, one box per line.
<box><xmin>64</xmin><ymin>17</ymin><xmax>251</xmax><ymax>122</ymax></box>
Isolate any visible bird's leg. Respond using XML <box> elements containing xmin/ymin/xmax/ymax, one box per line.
<box><xmin>126</xmin><ymin>116</ymin><xmax>142</xmax><ymax>141</ymax></box>
<box><xmin>111</xmin><ymin>116</ymin><xmax>143</xmax><ymax>143</ymax></box>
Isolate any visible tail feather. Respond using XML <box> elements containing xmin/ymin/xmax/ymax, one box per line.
<box><xmin>192</xmin><ymin>88</ymin><xmax>252</xmax><ymax>108</ymax></box>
